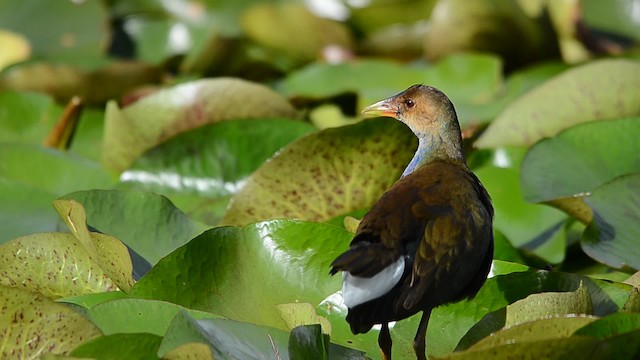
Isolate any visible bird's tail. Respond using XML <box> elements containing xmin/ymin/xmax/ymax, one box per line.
<box><xmin>330</xmin><ymin>242</ymin><xmax>398</xmax><ymax>278</ymax></box>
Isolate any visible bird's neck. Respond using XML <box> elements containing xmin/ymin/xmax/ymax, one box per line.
<box><xmin>401</xmin><ymin>125</ymin><xmax>466</xmax><ymax>178</ymax></box>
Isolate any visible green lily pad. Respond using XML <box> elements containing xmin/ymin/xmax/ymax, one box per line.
<box><xmin>468</xmin><ymin>315</ymin><xmax>597</xmax><ymax>351</ymax></box>
<box><xmin>0</xmin><ymin>0</ymin><xmax>106</xmax><ymax>63</ymax></box>
<box><xmin>475</xmin><ymin>164</ymin><xmax>567</xmax><ymax>263</ymax></box>
<box><xmin>53</xmin><ymin>199</ymin><xmax>134</xmax><ymax>292</ymax></box>
<box><xmin>0</xmin><ymin>144</ymin><xmax>113</xmax><ymax>196</ymax></box>
<box><xmin>102</xmin><ymin>77</ymin><xmax>300</xmax><ymax>173</ymax></box>
<box><xmin>278</xmin><ymin>53</ymin><xmax>502</xmax><ymax>123</ymax></box>
<box><xmin>60</xmin><ymin>189</ymin><xmax>208</xmax><ymax>265</ymax></box>
<box><xmin>0</xmin><ymin>178</ymin><xmax>61</xmax><ymax>244</ymax></box>
<box><xmin>276</xmin><ymin>302</ymin><xmax>332</xmax><ymax>335</ymax></box>
<box><xmin>119</xmin><ymin>118</ymin><xmax>316</xmax><ymax>225</ymax></box>
<box><xmin>433</xmin><ymin>335</ymin><xmax>598</xmax><ymax>360</ymax></box>
<box><xmin>575</xmin><ymin>312</ymin><xmax>640</xmax><ymax>339</ymax></box>
<box><xmin>86</xmin><ymin>298</ymin><xmax>218</xmax><ymax>336</ymax></box>
<box><xmin>288</xmin><ymin>325</ymin><xmax>329</xmax><ymax>360</ymax></box>
<box><xmin>582</xmin><ymin>0</ymin><xmax>640</xmax><ymax>41</ymax></box>
<box><xmin>582</xmin><ymin>174</ymin><xmax>640</xmax><ymax>270</ymax></box>
<box><xmin>221</xmin><ymin>118</ymin><xmax>415</xmax><ymax>226</ymax></box>
<box><xmin>476</xmin><ymin>59</ymin><xmax>640</xmax><ymax>148</ymax></box>
<box><xmin>318</xmin><ymin>263</ymin><xmax>628</xmax><ymax>359</ymax></box>
<box><xmin>241</xmin><ymin>3</ymin><xmax>353</xmax><ymax>66</ymax></box>
<box><xmin>0</xmin><ymin>91</ymin><xmax>61</xmax><ymax>144</ymax></box>
<box><xmin>424</xmin><ymin>270</ymin><xmax>630</xmax><ymax>357</ymax></box>
<box><xmin>0</xmin><ymin>233</ymin><xmax>118</xmax><ymax>299</ymax></box>
<box><xmin>70</xmin><ymin>333</ymin><xmax>163</xmax><ymax>360</ymax></box>
<box><xmin>131</xmin><ymin>220</ymin><xmax>350</xmax><ymax>329</ymax></box>
<box><xmin>158</xmin><ymin>311</ymin><xmax>291</xmax><ymax>359</ymax></box>
<box><xmin>521</xmin><ymin>117</ymin><xmax>640</xmax><ymax>203</ymax></box>
<box><xmin>0</xmin><ymin>285</ymin><xmax>101</xmax><ymax>358</ymax></box>
<box><xmin>424</xmin><ymin>0</ymin><xmax>559</xmax><ymax>71</ymax></box>
<box><xmin>506</xmin><ymin>282</ymin><xmax>593</xmax><ymax>327</ymax></box>
<box><xmin>60</xmin><ymin>291</ymin><xmax>128</xmax><ymax>309</ymax></box>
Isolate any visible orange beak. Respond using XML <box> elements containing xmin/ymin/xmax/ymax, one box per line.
<box><xmin>361</xmin><ymin>98</ymin><xmax>397</xmax><ymax>118</ymax></box>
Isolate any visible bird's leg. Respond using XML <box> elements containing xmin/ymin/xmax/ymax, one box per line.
<box><xmin>378</xmin><ymin>322</ymin><xmax>392</xmax><ymax>360</ymax></box>
<box><xmin>413</xmin><ymin>310</ymin><xmax>432</xmax><ymax>360</ymax></box>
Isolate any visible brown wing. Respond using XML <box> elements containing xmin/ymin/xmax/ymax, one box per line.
<box><xmin>396</xmin><ymin>163</ymin><xmax>493</xmax><ymax>311</ymax></box>
<box><xmin>331</xmin><ymin>161</ymin><xmax>493</xmax><ymax>313</ymax></box>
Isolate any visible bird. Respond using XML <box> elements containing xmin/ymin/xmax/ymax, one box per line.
<box><xmin>330</xmin><ymin>84</ymin><xmax>494</xmax><ymax>360</ymax></box>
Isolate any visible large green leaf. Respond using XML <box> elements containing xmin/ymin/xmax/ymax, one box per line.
<box><xmin>437</xmin><ymin>313</ymin><xmax>640</xmax><ymax>359</ymax></box>
<box><xmin>158</xmin><ymin>312</ymin><xmax>291</xmax><ymax>359</ymax></box>
<box><xmin>0</xmin><ymin>0</ymin><xmax>106</xmax><ymax>63</ymax></box>
<box><xmin>221</xmin><ymin>118</ymin><xmax>415</xmax><ymax>226</ymax></box>
<box><xmin>424</xmin><ymin>0</ymin><xmax>559</xmax><ymax>70</ymax></box>
<box><xmin>86</xmin><ymin>298</ymin><xmax>218</xmax><ymax>336</ymax></box>
<box><xmin>102</xmin><ymin>78</ymin><xmax>300</xmax><ymax>173</ymax></box>
<box><xmin>0</xmin><ymin>144</ymin><xmax>113</xmax><ymax>196</ymax></box>
<box><xmin>476</xmin><ymin>59</ymin><xmax>640</xmax><ymax>148</ymax></box>
<box><xmin>521</xmin><ymin>117</ymin><xmax>640</xmax><ymax>203</ymax></box>
<box><xmin>278</xmin><ymin>54</ymin><xmax>502</xmax><ymax>124</ymax></box>
<box><xmin>119</xmin><ymin>118</ymin><xmax>316</xmax><ymax>225</ymax></box>
<box><xmin>0</xmin><ymin>178</ymin><xmax>60</xmax><ymax>244</ymax></box>
<box><xmin>130</xmin><ymin>220</ymin><xmax>349</xmax><ymax>329</ymax></box>
<box><xmin>424</xmin><ymin>270</ymin><xmax>630</xmax><ymax>357</ymax></box>
<box><xmin>466</xmin><ymin>315</ymin><xmax>597</xmax><ymax>351</ymax></box>
<box><xmin>0</xmin><ymin>233</ymin><xmax>118</xmax><ymax>299</ymax></box>
<box><xmin>574</xmin><ymin>312</ymin><xmax>640</xmax><ymax>338</ymax></box>
<box><xmin>582</xmin><ymin>174</ymin><xmax>640</xmax><ymax>270</ymax></box>
<box><xmin>0</xmin><ymin>285</ymin><xmax>101</xmax><ymax>358</ymax></box>
<box><xmin>60</xmin><ymin>189</ymin><xmax>208</xmax><ymax>265</ymax></box>
<box><xmin>318</xmin><ymin>263</ymin><xmax>629</xmax><ymax>359</ymax></box>
<box><xmin>0</xmin><ymin>91</ymin><xmax>61</xmax><ymax>144</ymax></box>
<box><xmin>582</xmin><ymin>0</ymin><xmax>640</xmax><ymax>41</ymax></box>
<box><xmin>70</xmin><ymin>333</ymin><xmax>163</xmax><ymax>360</ymax></box>
<box><xmin>241</xmin><ymin>3</ymin><xmax>353</xmax><ymax>66</ymax></box>
<box><xmin>475</xmin><ymin>164</ymin><xmax>567</xmax><ymax>263</ymax></box>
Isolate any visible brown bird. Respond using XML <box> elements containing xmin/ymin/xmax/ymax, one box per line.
<box><xmin>330</xmin><ymin>85</ymin><xmax>493</xmax><ymax>360</ymax></box>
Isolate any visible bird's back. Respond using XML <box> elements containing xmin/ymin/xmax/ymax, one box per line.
<box><xmin>332</xmin><ymin>160</ymin><xmax>494</xmax><ymax>333</ymax></box>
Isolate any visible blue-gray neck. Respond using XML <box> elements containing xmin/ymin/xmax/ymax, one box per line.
<box><xmin>401</xmin><ymin>128</ymin><xmax>465</xmax><ymax>178</ymax></box>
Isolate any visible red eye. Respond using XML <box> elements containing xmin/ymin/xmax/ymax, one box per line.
<box><xmin>404</xmin><ymin>99</ymin><xmax>415</xmax><ymax>108</ymax></box>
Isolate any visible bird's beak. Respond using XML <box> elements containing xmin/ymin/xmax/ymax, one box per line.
<box><xmin>361</xmin><ymin>98</ymin><xmax>397</xmax><ymax>118</ymax></box>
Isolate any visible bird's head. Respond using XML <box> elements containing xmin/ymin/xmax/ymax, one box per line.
<box><xmin>361</xmin><ymin>84</ymin><xmax>458</xmax><ymax>137</ymax></box>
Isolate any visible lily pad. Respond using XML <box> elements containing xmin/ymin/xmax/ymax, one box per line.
<box><xmin>53</xmin><ymin>199</ymin><xmax>134</xmax><ymax>292</ymax></box>
<box><xmin>0</xmin><ymin>285</ymin><xmax>101</xmax><ymax>358</ymax></box>
<box><xmin>0</xmin><ymin>233</ymin><xmax>118</xmax><ymax>299</ymax></box>
<box><xmin>0</xmin><ymin>0</ymin><xmax>106</xmax><ymax>63</ymax></box>
<box><xmin>0</xmin><ymin>91</ymin><xmax>61</xmax><ymax>144</ymax></box>
<box><xmin>424</xmin><ymin>0</ymin><xmax>559</xmax><ymax>70</ymax></box>
<box><xmin>0</xmin><ymin>144</ymin><xmax>113</xmax><ymax>196</ymax></box>
<box><xmin>86</xmin><ymin>298</ymin><xmax>218</xmax><ymax>336</ymax></box>
<box><xmin>0</xmin><ymin>178</ymin><xmax>61</xmax><ymax>244</ymax></box>
<box><xmin>70</xmin><ymin>333</ymin><xmax>163</xmax><ymax>360</ymax></box>
<box><xmin>159</xmin><ymin>312</ymin><xmax>291</xmax><ymax>359</ymax></box>
<box><xmin>102</xmin><ymin>77</ymin><xmax>300</xmax><ymax>173</ymax></box>
<box><xmin>221</xmin><ymin>118</ymin><xmax>415</xmax><ymax>226</ymax></box>
<box><xmin>425</xmin><ymin>270</ymin><xmax>630</xmax><ymax>357</ymax></box>
<box><xmin>475</xmin><ymin>164</ymin><xmax>567</xmax><ymax>263</ymax></box>
<box><xmin>468</xmin><ymin>315</ymin><xmax>597</xmax><ymax>351</ymax></box>
<box><xmin>521</xmin><ymin>117</ymin><xmax>640</xmax><ymax>203</ymax></box>
<box><xmin>241</xmin><ymin>3</ymin><xmax>353</xmax><ymax>65</ymax></box>
<box><xmin>582</xmin><ymin>174</ymin><xmax>640</xmax><ymax>270</ymax></box>
<box><xmin>318</xmin><ymin>265</ymin><xmax>629</xmax><ymax>359</ymax></box>
<box><xmin>60</xmin><ymin>189</ymin><xmax>208</xmax><ymax>265</ymax></box>
<box><xmin>276</xmin><ymin>302</ymin><xmax>332</xmax><ymax>335</ymax></box>
<box><xmin>278</xmin><ymin>53</ymin><xmax>502</xmax><ymax>122</ymax></box>
<box><xmin>119</xmin><ymin>118</ymin><xmax>316</xmax><ymax>225</ymax></box>
<box><xmin>476</xmin><ymin>59</ymin><xmax>640</xmax><ymax>148</ymax></box>
<box><xmin>130</xmin><ymin>220</ymin><xmax>350</xmax><ymax>329</ymax></box>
